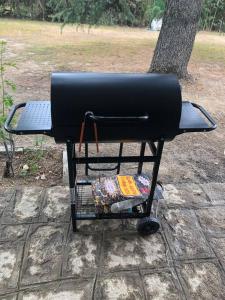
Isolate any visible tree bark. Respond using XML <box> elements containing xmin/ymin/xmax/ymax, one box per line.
<box><xmin>149</xmin><ymin>0</ymin><xmax>203</xmax><ymax>79</ymax></box>
<box><xmin>38</xmin><ymin>0</ymin><xmax>46</xmax><ymax>21</ymax></box>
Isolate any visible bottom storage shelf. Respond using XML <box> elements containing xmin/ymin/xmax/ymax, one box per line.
<box><xmin>74</xmin><ymin>184</ymin><xmax>150</xmax><ymax>220</ymax></box>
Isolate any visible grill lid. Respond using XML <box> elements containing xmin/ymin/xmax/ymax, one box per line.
<box><xmin>51</xmin><ymin>72</ymin><xmax>182</xmax><ymax>142</ymax></box>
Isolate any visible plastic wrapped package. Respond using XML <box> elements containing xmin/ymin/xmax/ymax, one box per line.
<box><xmin>92</xmin><ymin>174</ymin><xmax>151</xmax><ymax>214</ymax></box>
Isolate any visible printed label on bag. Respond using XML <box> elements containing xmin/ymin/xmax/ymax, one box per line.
<box><xmin>104</xmin><ymin>179</ymin><xmax>117</xmax><ymax>195</ymax></box>
<box><xmin>117</xmin><ymin>176</ymin><xmax>141</xmax><ymax>196</ymax></box>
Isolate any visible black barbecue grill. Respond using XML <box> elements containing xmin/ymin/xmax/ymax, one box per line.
<box><xmin>4</xmin><ymin>72</ymin><xmax>216</xmax><ymax>235</ymax></box>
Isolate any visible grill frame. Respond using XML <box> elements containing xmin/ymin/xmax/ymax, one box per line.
<box><xmin>4</xmin><ymin>72</ymin><xmax>217</xmax><ymax>234</ymax></box>
<box><xmin>66</xmin><ymin>140</ymin><xmax>165</xmax><ymax>225</ymax></box>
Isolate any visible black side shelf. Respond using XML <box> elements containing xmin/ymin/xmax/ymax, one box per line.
<box><xmin>4</xmin><ymin>101</ymin><xmax>52</xmax><ymax>135</ymax></box>
<box><xmin>179</xmin><ymin>101</ymin><xmax>216</xmax><ymax>133</ymax></box>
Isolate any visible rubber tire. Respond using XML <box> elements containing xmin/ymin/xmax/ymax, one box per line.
<box><xmin>137</xmin><ymin>217</ymin><xmax>160</xmax><ymax>235</ymax></box>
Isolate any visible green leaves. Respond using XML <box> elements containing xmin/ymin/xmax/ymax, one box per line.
<box><xmin>0</xmin><ymin>1</ymin><xmax>224</xmax><ymax>31</ymax></box>
<box><xmin>0</xmin><ymin>115</ymin><xmax>7</xmax><ymax>140</ymax></box>
<box><xmin>0</xmin><ymin>0</ymin><xmax>225</xmax><ymax>31</ymax></box>
<box><xmin>4</xmin><ymin>62</ymin><xmax>17</xmax><ymax>68</ymax></box>
<box><xmin>0</xmin><ymin>39</ymin><xmax>16</xmax><ymax>141</ymax></box>
<box><xmin>0</xmin><ymin>40</ymin><xmax>6</xmax><ymax>45</ymax></box>
<box><xmin>0</xmin><ymin>114</ymin><xmax>7</xmax><ymax>125</ymax></box>
<box><xmin>49</xmin><ymin>0</ymin><xmax>154</xmax><ymax>27</ymax></box>
<box><xmin>3</xmin><ymin>94</ymin><xmax>14</xmax><ymax>108</ymax></box>
<box><xmin>0</xmin><ymin>65</ymin><xmax>5</xmax><ymax>73</ymax></box>
<box><xmin>4</xmin><ymin>80</ymin><xmax>16</xmax><ymax>91</ymax></box>
<box><xmin>200</xmin><ymin>0</ymin><xmax>225</xmax><ymax>31</ymax></box>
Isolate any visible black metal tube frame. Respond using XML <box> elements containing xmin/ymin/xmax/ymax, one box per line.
<box><xmin>66</xmin><ymin>140</ymin><xmax>164</xmax><ymax>232</ymax></box>
<box><xmin>84</xmin><ymin>142</ymin><xmax>124</xmax><ymax>175</ymax></box>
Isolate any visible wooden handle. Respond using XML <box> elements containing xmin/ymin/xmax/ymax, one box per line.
<box><xmin>78</xmin><ymin>122</ymin><xmax>85</xmax><ymax>152</ymax></box>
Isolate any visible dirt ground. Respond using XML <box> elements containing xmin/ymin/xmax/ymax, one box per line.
<box><xmin>0</xmin><ymin>148</ymin><xmax>63</xmax><ymax>188</ymax></box>
<box><xmin>0</xmin><ymin>19</ymin><xmax>225</xmax><ymax>185</ymax></box>
<box><xmin>0</xmin><ymin>148</ymin><xmax>62</xmax><ymax>187</ymax></box>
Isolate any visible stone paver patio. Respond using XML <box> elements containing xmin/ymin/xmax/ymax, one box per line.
<box><xmin>0</xmin><ymin>183</ymin><xmax>225</xmax><ymax>299</ymax></box>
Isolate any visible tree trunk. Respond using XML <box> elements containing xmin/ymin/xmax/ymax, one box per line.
<box><xmin>38</xmin><ymin>0</ymin><xmax>46</xmax><ymax>21</ymax></box>
<box><xmin>149</xmin><ymin>0</ymin><xmax>203</xmax><ymax>79</ymax></box>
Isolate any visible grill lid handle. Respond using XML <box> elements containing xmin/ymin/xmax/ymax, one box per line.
<box><xmin>87</xmin><ymin>113</ymin><xmax>149</xmax><ymax>122</ymax></box>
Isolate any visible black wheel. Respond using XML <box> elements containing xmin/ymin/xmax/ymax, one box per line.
<box><xmin>137</xmin><ymin>217</ymin><xmax>160</xmax><ymax>235</ymax></box>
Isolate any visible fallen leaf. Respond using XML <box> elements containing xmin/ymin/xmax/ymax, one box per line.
<box><xmin>23</xmin><ymin>164</ymin><xmax>29</xmax><ymax>171</ymax></box>
<box><xmin>40</xmin><ymin>174</ymin><xmax>46</xmax><ymax>180</ymax></box>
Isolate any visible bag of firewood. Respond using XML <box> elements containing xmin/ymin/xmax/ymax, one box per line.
<box><xmin>92</xmin><ymin>174</ymin><xmax>152</xmax><ymax>214</ymax></box>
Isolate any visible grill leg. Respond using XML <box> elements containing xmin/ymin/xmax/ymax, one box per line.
<box><xmin>148</xmin><ymin>142</ymin><xmax>157</xmax><ymax>155</ymax></box>
<box><xmin>117</xmin><ymin>143</ymin><xmax>123</xmax><ymax>174</ymax></box>
<box><xmin>146</xmin><ymin>140</ymin><xmax>164</xmax><ymax>216</ymax></box>
<box><xmin>67</xmin><ymin>141</ymin><xmax>77</xmax><ymax>232</ymax></box>
<box><xmin>138</xmin><ymin>142</ymin><xmax>146</xmax><ymax>174</ymax></box>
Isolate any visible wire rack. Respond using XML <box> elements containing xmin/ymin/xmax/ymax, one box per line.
<box><xmin>76</xmin><ymin>185</ymin><xmax>96</xmax><ymax>218</ymax></box>
<box><xmin>75</xmin><ymin>183</ymin><xmax>148</xmax><ymax>220</ymax></box>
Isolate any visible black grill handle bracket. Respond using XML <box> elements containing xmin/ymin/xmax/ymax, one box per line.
<box><xmin>88</xmin><ymin>113</ymin><xmax>149</xmax><ymax>122</ymax></box>
<box><xmin>192</xmin><ymin>102</ymin><xmax>217</xmax><ymax>130</ymax></box>
<box><xmin>4</xmin><ymin>103</ymin><xmax>26</xmax><ymax>134</ymax></box>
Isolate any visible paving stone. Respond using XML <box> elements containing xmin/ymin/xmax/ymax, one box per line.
<box><xmin>0</xmin><ymin>198</ymin><xmax>8</xmax><ymax>220</ymax></box>
<box><xmin>62</xmin><ymin>231</ymin><xmax>101</xmax><ymax>278</ymax></box>
<box><xmin>103</xmin><ymin>219</ymin><xmax>137</xmax><ymax>232</ymax></box>
<box><xmin>77</xmin><ymin>219</ymin><xmax>136</xmax><ymax>232</ymax></box>
<box><xmin>208</xmin><ymin>237</ymin><xmax>225</xmax><ymax>271</ymax></box>
<box><xmin>102</xmin><ymin>231</ymin><xmax>167</xmax><ymax>271</ymax></box>
<box><xmin>0</xmin><ymin>242</ymin><xmax>23</xmax><ymax>293</ymax></box>
<box><xmin>102</xmin><ymin>219</ymin><xmax>122</xmax><ymax>232</ymax></box>
<box><xmin>0</xmin><ymin>224</ymin><xmax>28</xmax><ymax>242</ymax></box>
<box><xmin>201</xmin><ymin>183</ymin><xmax>225</xmax><ymax>205</ymax></box>
<box><xmin>40</xmin><ymin>186</ymin><xmax>70</xmax><ymax>222</ymax></box>
<box><xmin>0</xmin><ymin>146</ymin><xmax>23</xmax><ymax>153</ymax></box>
<box><xmin>94</xmin><ymin>271</ymin><xmax>144</xmax><ymax>300</ymax></box>
<box><xmin>196</xmin><ymin>206</ymin><xmax>225</xmax><ymax>236</ymax></box>
<box><xmin>77</xmin><ymin>220</ymin><xmax>104</xmax><ymax>232</ymax></box>
<box><xmin>2</xmin><ymin>187</ymin><xmax>43</xmax><ymax>224</ymax></box>
<box><xmin>162</xmin><ymin>209</ymin><xmax>213</xmax><ymax>260</ymax></box>
<box><xmin>0</xmin><ymin>294</ymin><xmax>17</xmax><ymax>300</ymax></box>
<box><xmin>18</xmin><ymin>279</ymin><xmax>94</xmax><ymax>300</ymax></box>
<box><xmin>0</xmin><ymin>182</ymin><xmax>223</xmax><ymax>298</ymax></box>
<box><xmin>0</xmin><ymin>188</ymin><xmax>15</xmax><ymax>199</ymax></box>
<box><xmin>142</xmin><ymin>269</ymin><xmax>184</xmax><ymax>300</ymax></box>
<box><xmin>164</xmin><ymin>184</ymin><xmax>209</xmax><ymax>207</ymax></box>
<box><xmin>21</xmin><ymin>223</ymin><xmax>67</xmax><ymax>285</ymax></box>
<box><xmin>177</xmin><ymin>261</ymin><xmax>225</xmax><ymax>300</ymax></box>
<box><xmin>0</xmin><ymin>189</ymin><xmax>15</xmax><ymax>218</ymax></box>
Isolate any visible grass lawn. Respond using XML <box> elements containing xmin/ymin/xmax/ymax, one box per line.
<box><xmin>1</xmin><ymin>18</ymin><xmax>225</xmax><ymax>70</ymax></box>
